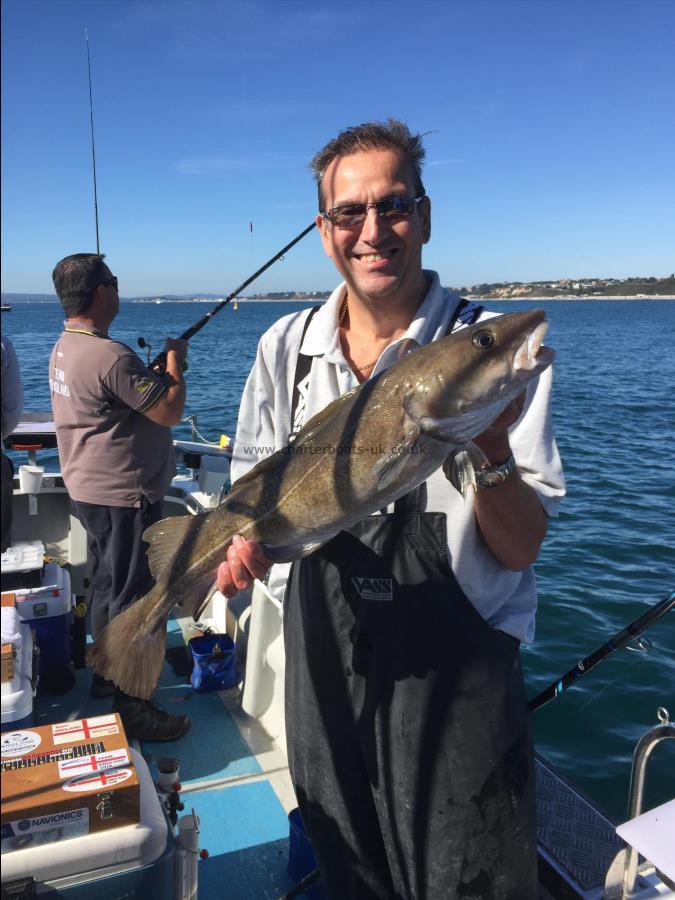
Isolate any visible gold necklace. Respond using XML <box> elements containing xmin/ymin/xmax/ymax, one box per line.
<box><xmin>338</xmin><ymin>297</ymin><xmax>379</xmax><ymax>372</ymax></box>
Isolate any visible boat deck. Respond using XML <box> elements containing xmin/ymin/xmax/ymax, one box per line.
<box><xmin>35</xmin><ymin>618</ymin><xmax>300</xmax><ymax>899</ymax></box>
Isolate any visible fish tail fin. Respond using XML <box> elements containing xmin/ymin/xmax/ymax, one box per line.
<box><xmin>86</xmin><ymin>588</ymin><xmax>166</xmax><ymax>700</ymax></box>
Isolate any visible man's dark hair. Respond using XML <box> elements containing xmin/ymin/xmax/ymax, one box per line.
<box><xmin>310</xmin><ymin>118</ymin><xmax>426</xmax><ymax>211</ymax></box>
<box><xmin>52</xmin><ymin>253</ymin><xmax>108</xmax><ymax>318</ymax></box>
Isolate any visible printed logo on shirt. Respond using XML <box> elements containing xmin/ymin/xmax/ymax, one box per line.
<box><xmin>135</xmin><ymin>377</ymin><xmax>154</xmax><ymax>395</ymax></box>
<box><xmin>49</xmin><ymin>366</ymin><xmax>70</xmax><ymax>398</ymax></box>
<box><xmin>351</xmin><ymin>577</ymin><xmax>394</xmax><ymax>602</ymax></box>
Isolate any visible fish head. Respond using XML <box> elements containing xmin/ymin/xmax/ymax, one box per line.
<box><xmin>404</xmin><ymin>309</ymin><xmax>554</xmax><ymax>443</ymax></box>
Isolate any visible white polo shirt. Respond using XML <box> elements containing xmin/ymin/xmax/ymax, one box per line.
<box><xmin>230</xmin><ymin>271</ymin><xmax>565</xmax><ymax>643</ymax></box>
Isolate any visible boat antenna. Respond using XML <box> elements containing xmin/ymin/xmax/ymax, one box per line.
<box><xmin>85</xmin><ymin>28</ymin><xmax>100</xmax><ymax>254</ymax></box>
<box><xmin>528</xmin><ymin>589</ymin><xmax>675</xmax><ymax>712</ymax></box>
<box><xmin>146</xmin><ymin>221</ymin><xmax>316</xmax><ymax>373</ymax></box>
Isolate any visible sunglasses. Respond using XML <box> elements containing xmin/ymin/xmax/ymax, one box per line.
<box><xmin>322</xmin><ymin>194</ymin><xmax>425</xmax><ymax>227</ymax></box>
<box><xmin>98</xmin><ymin>275</ymin><xmax>119</xmax><ymax>291</ymax></box>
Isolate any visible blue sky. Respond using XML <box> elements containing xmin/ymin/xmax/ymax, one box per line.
<box><xmin>2</xmin><ymin>0</ymin><xmax>674</xmax><ymax>296</ymax></box>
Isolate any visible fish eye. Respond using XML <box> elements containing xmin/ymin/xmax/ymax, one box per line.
<box><xmin>472</xmin><ymin>330</ymin><xmax>495</xmax><ymax>349</ymax></box>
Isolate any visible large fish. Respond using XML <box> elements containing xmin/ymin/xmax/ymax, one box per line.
<box><xmin>88</xmin><ymin>309</ymin><xmax>554</xmax><ymax>699</ymax></box>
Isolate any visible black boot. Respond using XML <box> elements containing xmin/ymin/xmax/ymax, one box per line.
<box><xmin>113</xmin><ymin>691</ymin><xmax>191</xmax><ymax>742</ymax></box>
<box><xmin>90</xmin><ymin>673</ymin><xmax>116</xmax><ymax>699</ymax></box>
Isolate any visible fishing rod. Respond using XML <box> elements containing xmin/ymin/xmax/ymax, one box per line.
<box><xmin>85</xmin><ymin>29</ymin><xmax>100</xmax><ymax>254</ymax></box>
<box><xmin>528</xmin><ymin>589</ymin><xmax>675</xmax><ymax>713</ymax></box>
<box><xmin>146</xmin><ymin>221</ymin><xmax>316</xmax><ymax>373</ymax></box>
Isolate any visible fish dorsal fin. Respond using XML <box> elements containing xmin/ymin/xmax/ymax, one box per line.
<box><xmin>142</xmin><ymin>514</ymin><xmax>206</xmax><ymax>581</ymax></box>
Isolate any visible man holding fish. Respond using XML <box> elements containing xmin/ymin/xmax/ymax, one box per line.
<box><xmin>218</xmin><ymin>120</ymin><xmax>565</xmax><ymax>898</ymax></box>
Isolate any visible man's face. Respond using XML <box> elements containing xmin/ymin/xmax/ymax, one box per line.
<box><xmin>317</xmin><ymin>147</ymin><xmax>430</xmax><ymax>310</ymax></box>
<box><xmin>98</xmin><ymin>264</ymin><xmax>120</xmax><ymax>318</ymax></box>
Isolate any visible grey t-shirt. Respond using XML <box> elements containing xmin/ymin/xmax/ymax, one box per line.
<box><xmin>49</xmin><ymin>327</ymin><xmax>175</xmax><ymax>506</ymax></box>
<box><xmin>2</xmin><ymin>334</ymin><xmax>24</xmax><ymax>441</ymax></box>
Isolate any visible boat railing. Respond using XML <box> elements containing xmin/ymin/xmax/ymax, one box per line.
<box><xmin>621</xmin><ymin>707</ymin><xmax>675</xmax><ymax>898</ymax></box>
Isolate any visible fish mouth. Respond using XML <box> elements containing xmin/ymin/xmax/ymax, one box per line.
<box><xmin>514</xmin><ymin>321</ymin><xmax>555</xmax><ymax>371</ymax></box>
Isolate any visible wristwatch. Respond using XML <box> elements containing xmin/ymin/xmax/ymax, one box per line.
<box><xmin>475</xmin><ymin>454</ymin><xmax>517</xmax><ymax>488</ymax></box>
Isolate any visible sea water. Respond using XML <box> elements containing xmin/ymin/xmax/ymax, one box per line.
<box><xmin>2</xmin><ymin>296</ymin><xmax>674</xmax><ymax>820</ymax></box>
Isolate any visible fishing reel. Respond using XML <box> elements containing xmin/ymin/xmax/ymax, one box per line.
<box><xmin>138</xmin><ymin>337</ymin><xmax>169</xmax><ymax>375</ymax></box>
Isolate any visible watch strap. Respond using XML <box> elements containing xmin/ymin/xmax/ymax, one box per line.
<box><xmin>475</xmin><ymin>454</ymin><xmax>517</xmax><ymax>488</ymax></box>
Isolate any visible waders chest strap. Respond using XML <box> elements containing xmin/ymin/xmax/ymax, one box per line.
<box><xmin>290</xmin><ymin>306</ymin><xmax>321</xmax><ymax>434</ymax></box>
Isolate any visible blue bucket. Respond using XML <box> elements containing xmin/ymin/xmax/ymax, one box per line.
<box><xmin>188</xmin><ymin>634</ymin><xmax>238</xmax><ymax>692</ymax></box>
<box><xmin>287</xmin><ymin>808</ymin><xmax>326</xmax><ymax>898</ymax></box>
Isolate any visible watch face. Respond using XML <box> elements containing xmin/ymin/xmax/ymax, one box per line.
<box><xmin>480</xmin><ymin>471</ymin><xmax>502</xmax><ymax>487</ymax></box>
<box><xmin>476</xmin><ymin>456</ymin><xmax>515</xmax><ymax>487</ymax></box>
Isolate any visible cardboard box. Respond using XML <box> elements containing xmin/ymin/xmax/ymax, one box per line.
<box><xmin>1</xmin><ymin>643</ymin><xmax>15</xmax><ymax>683</ymax></box>
<box><xmin>1</xmin><ymin>595</ymin><xmax>18</xmax><ymax>684</ymax></box>
<box><xmin>1</xmin><ymin>713</ymin><xmax>140</xmax><ymax>850</ymax></box>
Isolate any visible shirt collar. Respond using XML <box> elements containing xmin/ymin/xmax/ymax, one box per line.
<box><xmin>298</xmin><ymin>283</ymin><xmax>347</xmax><ymax>362</ymax></box>
<box><xmin>299</xmin><ymin>271</ymin><xmax>462</xmax><ymax>374</ymax></box>
<box><xmin>64</xmin><ymin>323</ymin><xmax>108</xmax><ymax>338</ymax></box>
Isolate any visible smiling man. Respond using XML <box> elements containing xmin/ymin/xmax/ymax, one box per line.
<box><xmin>219</xmin><ymin>120</ymin><xmax>565</xmax><ymax>898</ymax></box>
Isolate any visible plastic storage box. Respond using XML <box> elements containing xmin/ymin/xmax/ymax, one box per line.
<box><xmin>1</xmin><ymin>541</ymin><xmax>45</xmax><ymax>591</ymax></box>
<box><xmin>14</xmin><ymin>562</ymin><xmax>73</xmax><ymax>683</ymax></box>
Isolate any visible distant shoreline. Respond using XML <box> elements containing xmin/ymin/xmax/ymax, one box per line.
<box><xmin>477</xmin><ymin>294</ymin><xmax>675</xmax><ymax>301</ymax></box>
<box><xmin>2</xmin><ymin>294</ymin><xmax>674</xmax><ymax>305</ymax></box>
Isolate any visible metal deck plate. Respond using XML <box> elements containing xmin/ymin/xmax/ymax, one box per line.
<box><xmin>536</xmin><ymin>756</ymin><xmax>624</xmax><ymax>896</ymax></box>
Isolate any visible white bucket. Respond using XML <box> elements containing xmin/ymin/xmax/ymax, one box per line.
<box><xmin>18</xmin><ymin>465</ymin><xmax>44</xmax><ymax>495</ymax></box>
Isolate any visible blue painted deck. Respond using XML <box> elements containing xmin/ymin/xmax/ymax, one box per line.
<box><xmin>32</xmin><ymin>617</ymin><xmax>307</xmax><ymax>899</ymax></box>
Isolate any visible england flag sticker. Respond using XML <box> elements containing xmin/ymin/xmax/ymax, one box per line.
<box><xmin>52</xmin><ymin>715</ymin><xmax>119</xmax><ymax>745</ymax></box>
<box><xmin>57</xmin><ymin>749</ymin><xmax>130</xmax><ymax>780</ymax></box>
<box><xmin>62</xmin><ymin>768</ymin><xmax>133</xmax><ymax>793</ymax></box>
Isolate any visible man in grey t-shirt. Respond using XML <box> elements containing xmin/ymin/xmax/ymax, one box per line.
<box><xmin>51</xmin><ymin>253</ymin><xmax>190</xmax><ymax>742</ymax></box>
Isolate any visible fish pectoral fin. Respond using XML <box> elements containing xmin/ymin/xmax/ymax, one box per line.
<box><xmin>442</xmin><ymin>443</ymin><xmax>489</xmax><ymax>497</ymax></box>
<box><xmin>373</xmin><ymin>429</ymin><xmax>421</xmax><ymax>490</ymax></box>
<box><xmin>143</xmin><ymin>513</ymin><xmax>207</xmax><ymax>581</ymax></box>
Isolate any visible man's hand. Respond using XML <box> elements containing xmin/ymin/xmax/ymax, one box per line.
<box><xmin>143</xmin><ymin>338</ymin><xmax>188</xmax><ymax>425</ymax></box>
<box><xmin>473</xmin><ymin>392</ymin><xmax>525</xmax><ymax>463</ymax></box>
<box><xmin>164</xmin><ymin>338</ymin><xmax>188</xmax><ymax>371</ymax></box>
<box><xmin>217</xmin><ymin>536</ymin><xmax>273</xmax><ymax>599</ymax></box>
